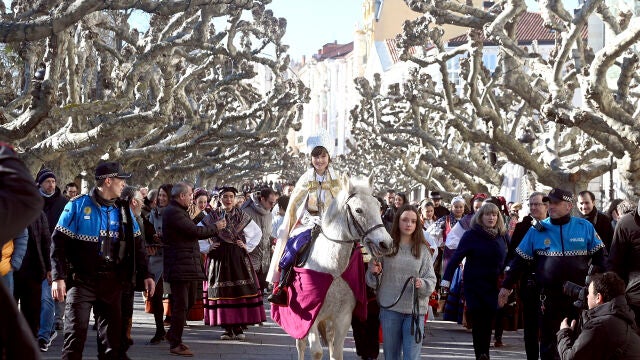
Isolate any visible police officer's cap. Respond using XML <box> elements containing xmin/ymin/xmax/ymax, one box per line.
<box><xmin>95</xmin><ymin>162</ymin><xmax>132</xmax><ymax>180</ymax></box>
<box><xmin>543</xmin><ymin>188</ymin><xmax>573</xmax><ymax>203</ymax></box>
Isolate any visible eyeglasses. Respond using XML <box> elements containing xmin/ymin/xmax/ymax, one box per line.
<box><xmin>528</xmin><ymin>202</ymin><xmax>546</xmax><ymax>207</ymax></box>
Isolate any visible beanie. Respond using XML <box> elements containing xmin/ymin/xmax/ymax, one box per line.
<box><xmin>36</xmin><ymin>168</ymin><xmax>56</xmax><ymax>185</ymax></box>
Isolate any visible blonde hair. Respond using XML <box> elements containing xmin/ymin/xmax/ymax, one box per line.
<box><xmin>470</xmin><ymin>203</ymin><xmax>507</xmax><ymax>235</ymax></box>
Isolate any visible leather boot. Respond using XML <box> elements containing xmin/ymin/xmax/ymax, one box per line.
<box><xmin>267</xmin><ymin>286</ymin><xmax>289</xmax><ymax>306</ymax></box>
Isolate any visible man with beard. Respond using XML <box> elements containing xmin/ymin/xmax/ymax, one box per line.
<box><xmin>36</xmin><ymin>168</ymin><xmax>69</xmax><ymax>339</ymax></box>
<box><xmin>577</xmin><ymin>190</ymin><xmax>614</xmax><ymax>253</ymax></box>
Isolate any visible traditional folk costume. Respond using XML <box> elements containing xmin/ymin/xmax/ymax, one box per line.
<box><xmin>266</xmin><ymin>167</ymin><xmax>344</xmax><ymax>306</ymax></box>
<box><xmin>267</xmin><ymin>167</ymin><xmax>343</xmax><ymax>283</ymax></box>
<box><xmin>202</xmin><ymin>207</ymin><xmax>265</xmax><ymax>330</ymax></box>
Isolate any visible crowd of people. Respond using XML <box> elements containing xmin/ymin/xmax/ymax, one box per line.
<box><xmin>3</xmin><ymin>137</ymin><xmax>640</xmax><ymax>360</ymax></box>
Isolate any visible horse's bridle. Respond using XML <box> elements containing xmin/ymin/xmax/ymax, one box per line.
<box><xmin>321</xmin><ymin>192</ymin><xmax>385</xmax><ymax>244</ymax></box>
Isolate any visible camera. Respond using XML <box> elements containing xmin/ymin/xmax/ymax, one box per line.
<box><xmin>563</xmin><ymin>281</ymin><xmax>587</xmax><ymax>309</ymax></box>
<box><xmin>562</xmin><ymin>264</ymin><xmax>601</xmax><ymax>309</ymax></box>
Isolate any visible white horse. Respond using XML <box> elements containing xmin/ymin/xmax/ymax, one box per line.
<box><xmin>295</xmin><ymin>175</ymin><xmax>393</xmax><ymax>360</ymax></box>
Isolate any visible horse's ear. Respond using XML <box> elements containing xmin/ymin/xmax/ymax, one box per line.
<box><xmin>367</xmin><ymin>173</ymin><xmax>374</xmax><ymax>189</ymax></box>
<box><xmin>341</xmin><ymin>173</ymin><xmax>351</xmax><ymax>193</ymax></box>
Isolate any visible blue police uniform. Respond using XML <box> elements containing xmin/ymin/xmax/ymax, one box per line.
<box><xmin>53</xmin><ymin>194</ymin><xmax>141</xmax><ymax>280</ymax></box>
<box><xmin>51</xmin><ymin>191</ymin><xmax>147</xmax><ymax>360</ymax></box>
<box><xmin>503</xmin><ymin>216</ymin><xmax>605</xmax><ymax>360</ymax></box>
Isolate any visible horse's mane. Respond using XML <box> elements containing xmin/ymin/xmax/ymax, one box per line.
<box><xmin>323</xmin><ymin>176</ymin><xmax>372</xmax><ymax>227</ymax></box>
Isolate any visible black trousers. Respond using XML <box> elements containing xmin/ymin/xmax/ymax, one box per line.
<box><xmin>151</xmin><ymin>277</ymin><xmax>165</xmax><ymax>336</ymax></box>
<box><xmin>119</xmin><ymin>283</ymin><xmax>134</xmax><ymax>356</ymax></box>
<box><xmin>538</xmin><ymin>295</ymin><xmax>577</xmax><ymax>360</ymax></box>
<box><xmin>468</xmin><ymin>307</ymin><xmax>496</xmax><ymax>359</ymax></box>
<box><xmin>0</xmin><ymin>279</ymin><xmax>40</xmax><ymax>359</ymax></box>
<box><xmin>13</xmin><ymin>271</ymin><xmax>43</xmax><ymax>337</ymax></box>
<box><xmin>521</xmin><ymin>283</ymin><xmax>540</xmax><ymax>360</ymax></box>
<box><xmin>166</xmin><ymin>280</ymin><xmax>195</xmax><ymax>348</ymax></box>
<box><xmin>62</xmin><ymin>275</ymin><xmax>123</xmax><ymax>360</ymax></box>
<box><xmin>351</xmin><ymin>287</ymin><xmax>380</xmax><ymax>359</ymax></box>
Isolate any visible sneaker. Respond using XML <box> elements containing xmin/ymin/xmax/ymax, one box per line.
<box><xmin>47</xmin><ymin>330</ymin><xmax>58</xmax><ymax>347</ymax></box>
<box><xmin>220</xmin><ymin>332</ymin><xmax>234</xmax><ymax>340</ymax></box>
<box><xmin>494</xmin><ymin>339</ymin><xmax>504</xmax><ymax>347</ymax></box>
<box><xmin>38</xmin><ymin>338</ymin><xmax>48</xmax><ymax>352</ymax></box>
<box><xmin>169</xmin><ymin>343</ymin><xmax>193</xmax><ymax>357</ymax></box>
<box><xmin>235</xmin><ymin>333</ymin><xmax>246</xmax><ymax>340</ymax></box>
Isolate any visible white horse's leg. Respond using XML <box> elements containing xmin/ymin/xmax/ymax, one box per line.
<box><xmin>328</xmin><ymin>312</ymin><xmax>352</xmax><ymax>360</ymax></box>
<box><xmin>296</xmin><ymin>337</ymin><xmax>307</xmax><ymax>360</ymax></box>
<box><xmin>307</xmin><ymin>323</ymin><xmax>324</xmax><ymax>360</ymax></box>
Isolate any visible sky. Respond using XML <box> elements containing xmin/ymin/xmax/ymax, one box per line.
<box><xmin>266</xmin><ymin>0</ymin><xmax>363</xmax><ymax>61</ymax></box>
<box><xmin>2</xmin><ymin>0</ymin><xmax>581</xmax><ymax>61</ymax></box>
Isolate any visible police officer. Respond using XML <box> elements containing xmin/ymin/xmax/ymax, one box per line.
<box><xmin>51</xmin><ymin>162</ymin><xmax>155</xmax><ymax>360</ymax></box>
<box><xmin>499</xmin><ymin>188</ymin><xmax>605</xmax><ymax>360</ymax></box>
<box><xmin>508</xmin><ymin>191</ymin><xmax>549</xmax><ymax>360</ymax></box>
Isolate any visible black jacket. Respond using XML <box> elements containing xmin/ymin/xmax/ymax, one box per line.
<box><xmin>508</xmin><ymin>215</ymin><xmax>533</xmax><ymax>261</ymax></box>
<box><xmin>162</xmin><ymin>200</ymin><xmax>217</xmax><ymax>282</ymax></box>
<box><xmin>0</xmin><ymin>144</ymin><xmax>42</xmax><ymax>360</ymax></box>
<box><xmin>50</xmin><ymin>191</ymin><xmax>151</xmax><ymax>287</ymax></box>
<box><xmin>42</xmin><ymin>187</ymin><xmax>68</xmax><ymax>235</ymax></box>
<box><xmin>608</xmin><ymin>211</ymin><xmax>640</xmax><ymax>308</ymax></box>
<box><xmin>16</xmin><ymin>211</ymin><xmax>51</xmax><ymax>280</ymax></box>
<box><xmin>581</xmin><ymin>208</ymin><xmax>614</xmax><ymax>253</ymax></box>
<box><xmin>557</xmin><ymin>295</ymin><xmax>640</xmax><ymax>359</ymax></box>
<box><xmin>0</xmin><ymin>144</ymin><xmax>43</xmax><ymax>242</ymax></box>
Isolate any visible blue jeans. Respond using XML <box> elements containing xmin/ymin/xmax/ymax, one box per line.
<box><xmin>38</xmin><ymin>279</ymin><xmax>55</xmax><ymax>341</ymax></box>
<box><xmin>0</xmin><ymin>270</ymin><xmax>14</xmax><ymax>295</ymax></box>
<box><xmin>380</xmin><ymin>308</ymin><xmax>424</xmax><ymax>360</ymax></box>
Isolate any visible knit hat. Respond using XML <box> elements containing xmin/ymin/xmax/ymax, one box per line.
<box><xmin>36</xmin><ymin>168</ymin><xmax>56</xmax><ymax>185</ymax></box>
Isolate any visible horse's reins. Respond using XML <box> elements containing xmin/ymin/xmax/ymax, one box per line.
<box><xmin>375</xmin><ymin>275</ymin><xmax>423</xmax><ymax>344</ymax></box>
<box><xmin>320</xmin><ymin>192</ymin><xmax>385</xmax><ymax>245</ymax></box>
<box><xmin>317</xmin><ymin>192</ymin><xmax>422</xmax><ymax>343</ymax></box>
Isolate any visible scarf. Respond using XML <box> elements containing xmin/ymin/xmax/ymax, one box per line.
<box><xmin>210</xmin><ymin>207</ymin><xmax>252</xmax><ymax>243</ymax></box>
<box><xmin>39</xmin><ymin>188</ymin><xmax>55</xmax><ymax>198</ymax></box>
<box><xmin>482</xmin><ymin>226</ymin><xmax>499</xmax><ymax>238</ymax></box>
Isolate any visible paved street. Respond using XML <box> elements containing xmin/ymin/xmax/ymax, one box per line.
<box><xmin>41</xmin><ymin>294</ymin><xmax>526</xmax><ymax>359</ymax></box>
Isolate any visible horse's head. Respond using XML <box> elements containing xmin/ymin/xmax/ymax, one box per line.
<box><xmin>324</xmin><ymin>174</ymin><xmax>393</xmax><ymax>257</ymax></box>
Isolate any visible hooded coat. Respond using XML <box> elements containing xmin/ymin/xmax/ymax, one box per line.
<box><xmin>557</xmin><ymin>295</ymin><xmax>640</xmax><ymax>359</ymax></box>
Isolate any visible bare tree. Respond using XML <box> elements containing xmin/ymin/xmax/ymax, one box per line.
<box><xmin>351</xmin><ymin>0</ymin><xmax>640</xmax><ymax>199</ymax></box>
<box><xmin>0</xmin><ymin>0</ymin><xmax>307</xmax><ymax>186</ymax></box>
